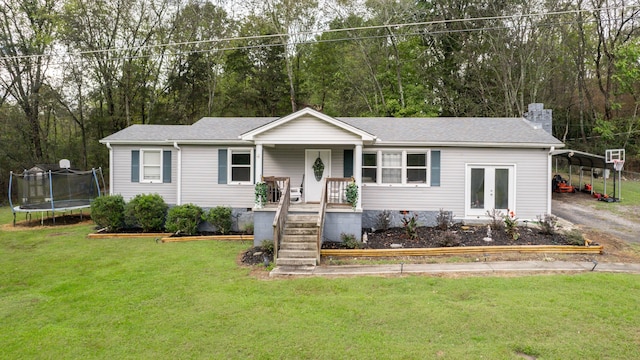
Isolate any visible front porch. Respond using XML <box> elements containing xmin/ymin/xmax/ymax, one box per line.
<box><xmin>253</xmin><ymin>177</ymin><xmax>362</xmax><ymax>268</ymax></box>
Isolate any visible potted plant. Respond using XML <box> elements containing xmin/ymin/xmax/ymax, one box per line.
<box><xmin>345</xmin><ymin>181</ymin><xmax>358</xmax><ymax>210</ymax></box>
<box><xmin>255</xmin><ymin>182</ymin><xmax>268</xmax><ymax>208</ymax></box>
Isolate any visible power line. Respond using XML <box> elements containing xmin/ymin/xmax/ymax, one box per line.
<box><xmin>0</xmin><ymin>3</ymin><xmax>638</xmax><ymax>63</ymax></box>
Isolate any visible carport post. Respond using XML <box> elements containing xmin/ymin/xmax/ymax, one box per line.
<box><xmin>579</xmin><ymin>167</ymin><xmax>583</xmax><ymax>190</ymax></box>
<box><xmin>590</xmin><ymin>168</ymin><xmax>594</xmax><ymax>194</ymax></box>
<box><xmin>603</xmin><ymin>166</ymin><xmax>607</xmax><ymax>196</ymax></box>
<box><xmin>569</xmin><ymin>165</ymin><xmax>572</xmax><ymax>185</ymax></box>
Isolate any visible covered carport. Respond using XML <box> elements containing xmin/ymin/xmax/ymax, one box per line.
<box><xmin>551</xmin><ymin>149</ymin><xmax>615</xmax><ymax>196</ymax></box>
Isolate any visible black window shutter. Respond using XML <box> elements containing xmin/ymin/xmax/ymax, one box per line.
<box><xmin>131</xmin><ymin>150</ymin><xmax>140</xmax><ymax>182</ymax></box>
<box><xmin>343</xmin><ymin>149</ymin><xmax>354</xmax><ymax>178</ymax></box>
<box><xmin>218</xmin><ymin>149</ymin><xmax>228</xmax><ymax>184</ymax></box>
<box><xmin>431</xmin><ymin>150</ymin><xmax>441</xmax><ymax>186</ymax></box>
<box><xmin>163</xmin><ymin>150</ymin><xmax>172</xmax><ymax>183</ymax></box>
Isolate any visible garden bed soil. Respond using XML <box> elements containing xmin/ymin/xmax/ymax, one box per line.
<box><xmin>327</xmin><ymin>224</ymin><xmax>573</xmax><ymax>249</ymax></box>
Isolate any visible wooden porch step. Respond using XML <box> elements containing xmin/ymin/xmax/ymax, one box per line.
<box><xmin>278</xmin><ymin>249</ymin><xmax>317</xmax><ymax>259</ymax></box>
<box><xmin>282</xmin><ymin>234</ymin><xmax>317</xmax><ymax>243</ymax></box>
<box><xmin>286</xmin><ymin>214</ymin><xmax>318</xmax><ymax>225</ymax></box>
<box><xmin>284</xmin><ymin>227</ymin><xmax>317</xmax><ymax>235</ymax></box>
<box><xmin>280</xmin><ymin>242</ymin><xmax>317</xmax><ymax>251</ymax></box>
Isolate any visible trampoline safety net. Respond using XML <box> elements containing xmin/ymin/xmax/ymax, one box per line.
<box><xmin>10</xmin><ymin>168</ymin><xmax>103</xmax><ymax>210</ymax></box>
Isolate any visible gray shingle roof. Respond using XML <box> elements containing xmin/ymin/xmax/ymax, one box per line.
<box><xmin>100</xmin><ymin>115</ymin><xmax>562</xmax><ymax>146</ymax></box>
<box><xmin>337</xmin><ymin>117</ymin><xmax>563</xmax><ymax>145</ymax></box>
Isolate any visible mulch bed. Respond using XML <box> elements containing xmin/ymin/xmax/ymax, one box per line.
<box><xmin>343</xmin><ymin>224</ymin><xmax>573</xmax><ymax>249</ymax></box>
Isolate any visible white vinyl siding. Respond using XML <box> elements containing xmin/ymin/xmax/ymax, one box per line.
<box><xmin>254</xmin><ymin>116</ymin><xmax>362</xmax><ymax>144</ymax></box>
<box><xmin>180</xmin><ymin>146</ymin><xmax>253</xmax><ymax>208</ymax></box>
<box><xmin>111</xmin><ymin>146</ymin><xmax>176</xmax><ymax>204</ymax></box>
<box><xmin>361</xmin><ymin>147</ymin><xmax>549</xmax><ymax>221</ymax></box>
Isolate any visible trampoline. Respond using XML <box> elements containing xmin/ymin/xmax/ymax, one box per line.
<box><xmin>8</xmin><ymin>164</ymin><xmax>105</xmax><ymax>225</ymax></box>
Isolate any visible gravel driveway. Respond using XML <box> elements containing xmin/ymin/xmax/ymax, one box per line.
<box><xmin>552</xmin><ymin>192</ymin><xmax>640</xmax><ymax>244</ymax></box>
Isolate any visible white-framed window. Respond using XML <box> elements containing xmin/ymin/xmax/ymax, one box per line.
<box><xmin>228</xmin><ymin>148</ymin><xmax>253</xmax><ymax>184</ymax></box>
<box><xmin>362</xmin><ymin>149</ymin><xmax>430</xmax><ymax>186</ymax></box>
<box><xmin>406</xmin><ymin>152</ymin><xmax>428</xmax><ymax>183</ymax></box>
<box><xmin>362</xmin><ymin>152</ymin><xmax>377</xmax><ymax>183</ymax></box>
<box><xmin>141</xmin><ymin>149</ymin><xmax>162</xmax><ymax>183</ymax></box>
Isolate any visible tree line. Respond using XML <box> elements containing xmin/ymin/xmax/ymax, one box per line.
<box><xmin>1</xmin><ymin>0</ymin><xmax>639</xmax><ymax>199</ymax></box>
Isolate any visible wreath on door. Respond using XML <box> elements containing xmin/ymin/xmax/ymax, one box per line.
<box><xmin>312</xmin><ymin>154</ymin><xmax>324</xmax><ymax>181</ymax></box>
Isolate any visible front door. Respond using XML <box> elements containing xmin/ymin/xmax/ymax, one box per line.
<box><xmin>466</xmin><ymin>165</ymin><xmax>515</xmax><ymax>217</ymax></box>
<box><xmin>305</xmin><ymin>149</ymin><xmax>331</xmax><ymax>202</ymax></box>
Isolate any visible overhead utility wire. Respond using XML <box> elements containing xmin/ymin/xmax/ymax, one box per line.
<box><xmin>0</xmin><ymin>4</ymin><xmax>638</xmax><ymax>63</ymax></box>
<box><xmin>40</xmin><ymin>14</ymin><xmax>633</xmax><ymax>65</ymax></box>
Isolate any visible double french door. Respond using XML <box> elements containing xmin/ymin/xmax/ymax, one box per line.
<box><xmin>466</xmin><ymin>165</ymin><xmax>515</xmax><ymax>217</ymax></box>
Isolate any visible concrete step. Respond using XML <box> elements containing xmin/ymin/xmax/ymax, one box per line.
<box><xmin>276</xmin><ymin>257</ymin><xmax>317</xmax><ymax>266</ymax></box>
<box><xmin>270</xmin><ymin>265</ymin><xmax>316</xmax><ymax>276</ymax></box>
<box><xmin>278</xmin><ymin>249</ymin><xmax>317</xmax><ymax>259</ymax></box>
<box><xmin>280</xmin><ymin>242</ymin><xmax>317</xmax><ymax>251</ymax></box>
<box><xmin>284</xmin><ymin>227</ymin><xmax>317</xmax><ymax>236</ymax></box>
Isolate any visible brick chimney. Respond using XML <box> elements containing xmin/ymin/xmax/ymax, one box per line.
<box><xmin>524</xmin><ymin>103</ymin><xmax>552</xmax><ymax>135</ymax></box>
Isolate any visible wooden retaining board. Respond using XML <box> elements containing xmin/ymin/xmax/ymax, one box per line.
<box><xmin>321</xmin><ymin>245</ymin><xmax>604</xmax><ymax>257</ymax></box>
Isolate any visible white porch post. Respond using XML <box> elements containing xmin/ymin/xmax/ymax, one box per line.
<box><xmin>355</xmin><ymin>144</ymin><xmax>362</xmax><ymax>210</ymax></box>
<box><xmin>255</xmin><ymin>143</ymin><xmax>263</xmax><ymax>182</ymax></box>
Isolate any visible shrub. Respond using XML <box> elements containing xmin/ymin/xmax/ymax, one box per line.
<box><xmin>401</xmin><ymin>212</ymin><xmax>419</xmax><ymax>240</ymax></box>
<box><xmin>436</xmin><ymin>231</ymin><xmax>461</xmax><ymax>247</ymax></box>
<box><xmin>537</xmin><ymin>214</ymin><xmax>558</xmax><ymax>235</ymax></box>
<box><xmin>565</xmin><ymin>229</ymin><xmax>585</xmax><ymax>246</ymax></box>
<box><xmin>375</xmin><ymin>210</ymin><xmax>392</xmax><ymax>232</ymax></box>
<box><xmin>124</xmin><ymin>193</ymin><xmax>168</xmax><ymax>232</ymax></box>
<box><xmin>165</xmin><ymin>204</ymin><xmax>204</xmax><ymax>235</ymax></box>
<box><xmin>486</xmin><ymin>209</ymin><xmax>504</xmax><ymax>230</ymax></box>
<box><xmin>341</xmin><ymin>233</ymin><xmax>361</xmax><ymax>249</ymax></box>
<box><xmin>436</xmin><ymin>208</ymin><xmax>453</xmax><ymax>231</ymax></box>
<box><xmin>206</xmin><ymin>206</ymin><xmax>233</xmax><ymax>235</ymax></box>
<box><xmin>90</xmin><ymin>194</ymin><xmax>126</xmax><ymax>231</ymax></box>
<box><xmin>241</xmin><ymin>223</ymin><xmax>254</xmax><ymax>235</ymax></box>
<box><xmin>261</xmin><ymin>239</ymin><xmax>274</xmax><ymax>256</ymax></box>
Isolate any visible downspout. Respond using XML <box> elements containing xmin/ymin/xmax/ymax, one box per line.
<box><xmin>106</xmin><ymin>142</ymin><xmax>113</xmax><ymax>195</ymax></box>
<box><xmin>174</xmin><ymin>142</ymin><xmax>182</xmax><ymax>205</ymax></box>
<box><xmin>547</xmin><ymin>146</ymin><xmax>555</xmax><ymax>214</ymax></box>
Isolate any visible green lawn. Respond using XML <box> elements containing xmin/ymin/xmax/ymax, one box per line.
<box><xmin>1</xmin><ymin>207</ymin><xmax>639</xmax><ymax>359</ymax></box>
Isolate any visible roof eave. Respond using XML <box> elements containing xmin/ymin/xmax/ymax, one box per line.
<box><xmin>99</xmin><ymin>139</ymin><xmax>254</xmax><ymax>145</ymax></box>
<box><xmin>371</xmin><ymin>141</ymin><xmax>565</xmax><ymax>148</ymax></box>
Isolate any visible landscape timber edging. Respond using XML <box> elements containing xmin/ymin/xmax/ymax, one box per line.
<box><xmin>86</xmin><ymin>233</ymin><xmax>253</xmax><ymax>243</ymax></box>
<box><xmin>87</xmin><ymin>233</ymin><xmax>172</xmax><ymax>239</ymax></box>
<box><xmin>160</xmin><ymin>235</ymin><xmax>253</xmax><ymax>243</ymax></box>
<box><xmin>321</xmin><ymin>244</ymin><xmax>604</xmax><ymax>257</ymax></box>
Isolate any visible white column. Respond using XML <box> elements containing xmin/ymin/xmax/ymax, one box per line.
<box><xmin>355</xmin><ymin>144</ymin><xmax>362</xmax><ymax>210</ymax></box>
<box><xmin>255</xmin><ymin>143</ymin><xmax>263</xmax><ymax>183</ymax></box>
